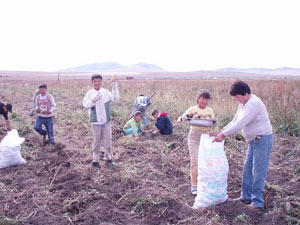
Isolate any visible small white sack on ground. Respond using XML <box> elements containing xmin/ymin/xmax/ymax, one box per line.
<box><xmin>193</xmin><ymin>134</ymin><xmax>228</xmax><ymax>208</ymax></box>
<box><xmin>0</xmin><ymin>129</ymin><xmax>26</xmax><ymax>169</ymax></box>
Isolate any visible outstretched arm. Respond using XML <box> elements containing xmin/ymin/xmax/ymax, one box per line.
<box><xmin>177</xmin><ymin>107</ymin><xmax>192</xmax><ymax>122</ymax></box>
<box><xmin>5</xmin><ymin>120</ymin><xmax>12</xmax><ymax>131</ymax></box>
<box><xmin>49</xmin><ymin>95</ymin><xmax>56</xmax><ymax>113</ymax></box>
<box><xmin>111</xmin><ymin>82</ymin><xmax>119</xmax><ymax>103</ymax></box>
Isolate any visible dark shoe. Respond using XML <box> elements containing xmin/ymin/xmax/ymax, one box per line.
<box><xmin>50</xmin><ymin>143</ymin><xmax>56</xmax><ymax>148</ymax></box>
<box><xmin>105</xmin><ymin>160</ymin><xmax>115</xmax><ymax>167</ymax></box>
<box><xmin>92</xmin><ymin>162</ymin><xmax>100</xmax><ymax>169</ymax></box>
<box><xmin>43</xmin><ymin>133</ymin><xmax>47</xmax><ymax>142</ymax></box>
<box><xmin>233</xmin><ymin>197</ymin><xmax>251</xmax><ymax>205</ymax></box>
<box><xmin>248</xmin><ymin>203</ymin><xmax>264</xmax><ymax>211</ymax></box>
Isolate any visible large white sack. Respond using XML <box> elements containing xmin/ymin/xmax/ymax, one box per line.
<box><xmin>0</xmin><ymin>129</ymin><xmax>26</xmax><ymax>169</ymax></box>
<box><xmin>193</xmin><ymin>134</ymin><xmax>228</xmax><ymax>208</ymax></box>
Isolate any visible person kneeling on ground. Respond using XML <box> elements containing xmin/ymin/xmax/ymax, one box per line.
<box><xmin>131</xmin><ymin>94</ymin><xmax>152</xmax><ymax>127</ymax></box>
<box><xmin>123</xmin><ymin>111</ymin><xmax>144</xmax><ymax>140</ymax></box>
<box><xmin>151</xmin><ymin>110</ymin><xmax>173</xmax><ymax>135</ymax></box>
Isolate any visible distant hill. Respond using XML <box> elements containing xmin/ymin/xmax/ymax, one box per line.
<box><xmin>64</xmin><ymin>62</ymin><xmax>165</xmax><ymax>72</ymax></box>
<box><xmin>215</xmin><ymin>67</ymin><xmax>300</xmax><ymax>75</ymax></box>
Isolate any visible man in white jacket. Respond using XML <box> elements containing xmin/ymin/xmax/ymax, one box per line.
<box><xmin>83</xmin><ymin>74</ymin><xmax>119</xmax><ymax>169</ymax></box>
<box><xmin>213</xmin><ymin>80</ymin><xmax>273</xmax><ymax>210</ymax></box>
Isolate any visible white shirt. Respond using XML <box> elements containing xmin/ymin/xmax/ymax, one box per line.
<box><xmin>83</xmin><ymin>82</ymin><xmax>119</xmax><ymax>125</ymax></box>
<box><xmin>35</xmin><ymin>94</ymin><xmax>56</xmax><ymax>117</ymax></box>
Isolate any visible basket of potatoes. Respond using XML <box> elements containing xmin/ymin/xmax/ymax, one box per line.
<box><xmin>187</xmin><ymin>113</ymin><xmax>217</xmax><ymax>127</ymax></box>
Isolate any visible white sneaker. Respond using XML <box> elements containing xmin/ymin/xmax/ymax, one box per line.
<box><xmin>191</xmin><ymin>186</ymin><xmax>197</xmax><ymax>195</ymax></box>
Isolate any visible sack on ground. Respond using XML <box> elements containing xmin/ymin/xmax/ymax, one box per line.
<box><xmin>0</xmin><ymin>129</ymin><xmax>26</xmax><ymax>169</ymax></box>
<box><xmin>193</xmin><ymin>134</ymin><xmax>228</xmax><ymax>208</ymax></box>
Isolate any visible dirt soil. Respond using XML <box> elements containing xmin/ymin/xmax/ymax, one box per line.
<box><xmin>0</xmin><ymin>83</ymin><xmax>300</xmax><ymax>225</ymax></box>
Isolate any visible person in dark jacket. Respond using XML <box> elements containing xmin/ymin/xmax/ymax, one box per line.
<box><xmin>0</xmin><ymin>101</ymin><xmax>13</xmax><ymax>131</ymax></box>
<box><xmin>152</xmin><ymin>110</ymin><xmax>173</xmax><ymax>135</ymax></box>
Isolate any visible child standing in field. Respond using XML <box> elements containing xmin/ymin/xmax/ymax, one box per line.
<box><xmin>83</xmin><ymin>74</ymin><xmax>119</xmax><ymax>169</ymax></box>
<box><xmin>177</xmin><ymin>89</ymin><xmax>215</xmax><ymax>195</ymax></box>
<box><xmin>123</xmin><ymin>111</ymin><xmax>144</xmax><ymax>139</ymax></box>
<box><xmin>33</xmin><ymin>84</ymin><xmax>56</xmax><ymax>146</ymax></box>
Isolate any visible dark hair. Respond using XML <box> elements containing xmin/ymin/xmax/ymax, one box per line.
<box><xmin>197</xmin><ymin>89</ymin><xmax>210</xmax><ymax>103</ymax></box>
<box><xmin>5</xmin><ymin>103</ymin><xmax>12</xmax><ymax>113</ymax></box>
<box><xmin>39</xmin><ymin>84</ymin><xmax>47</xmax><ymax>89</ymax></box>
<box><xmin>229</xmin><ymin>80</ymin><xmax>251</xmax><ymax>96</ymax></box>
<box><xmin>139</xmin><ymin>94</ymin><xmax>144</xmax><ymax>96</ymax></box>
<box><xmin>91</xmin><ymin>74</ymin><xmax>103</xmax><ymax>81</ymax></box>
<box><xmin>134</xmin><ymin>111</ymin><xmax>143</xmax><ymax>117</ymax></box>
<box><xmin>152</xmin><ymin>110</ymin><xmax>159</xmax><ymax>116</ymax></box>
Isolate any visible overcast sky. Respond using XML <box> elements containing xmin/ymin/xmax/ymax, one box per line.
<box><xmin>0</xmin><ymin>0</ymin><xmax>299</xmax><ymax>72</ymax></box>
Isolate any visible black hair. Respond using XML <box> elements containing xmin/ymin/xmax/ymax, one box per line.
<box><xmin>152</xmin><ymin>110</ymin><xmax>159</xmax><ymax>116</ymax></box>
<box><xmin>134</xmin><ymin>111</ymin><xmax>143</xmax><ymax>117</ymax></box>
<box><xmin>39</xmin><ymin>84</ymin><xmax>47</xmax><ymax>89</ymax></box>
<box><xmin>229</xmin><ymin>80</ymin><xmax>251</xmax><ymax>96</ymax></box>
<box><xmin>197</xmin><ymin>89</ymin><xmax>210</xmax><ymax>103</ymax></box>
<box><xmin>91</xmin><ymin>74</ymin><xmax>103</xmax><ymax>81</ymax></box>
<box><xmin>5</xmin><ymin>103</ymin><xmax>12</xmax><ymax>113</ymax></box>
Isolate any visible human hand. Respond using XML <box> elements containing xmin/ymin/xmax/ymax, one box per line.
<box><xmin>213</xmin><ymin>133</ymin><xmax>225</xmax><ymax>142</ymax></box>
<box><xmin>111</xmin><ymin>75</ymin><xmax>117</xmax><ymax>83</ymax></box>
<box><xmin>43</xmin><ymin>110</ymin><xmax>51</xmax><ymax>115</ymax></box>
<box><xmin>210</xmin><ymin>130</ymin><xmax>222</xmax><ymax>137</ymax></box>
<box><xmin>92</xmin><ymin>94</ymin><xmax>102</xmax><ymax>103</ymax></box>
<box><xmin>186</xmin><ymin>113</ymin><xmax>194</xmax><ymax>119</ymax></box>
<box><xmin>36</xmin><ymin>108</ymin><xmax>41</xmax><ymax>113</ymax></box>
<box><xmin>152</xmin><ymin>130</ymin><xmax>160</xmax><ymax>134</ymax></box>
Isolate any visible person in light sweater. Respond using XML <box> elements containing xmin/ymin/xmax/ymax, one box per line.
<box><xmin>83</xmin><ymin>74</ymin><xmax>119</xmax><ymax>169</ymax></box>
<box><xmin>34</xmin><ymin>84</ymin><xmax>56</xmax><ymax>146</ymax></box>
<box><xmin>213</xmin><ymin>80</ymin><xmax>273</xmax><ymax>209</ymax></box>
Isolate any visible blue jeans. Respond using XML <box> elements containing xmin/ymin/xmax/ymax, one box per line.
<box><xmin>124</xmin><ymin>127</ymin><xmax>142</xmax><ymax>136</ymax></box>
<box><xmin>34</xmin><ymin>116</ymin><xmax>55</xmax><ymax>145</ymax></box>
<box><xmin>241</xmin><ymin>134</ymin><xmax>273</xmax><ymax>207</ymax></box>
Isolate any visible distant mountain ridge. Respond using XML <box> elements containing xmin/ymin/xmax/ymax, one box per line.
<box><xmin>64</xmin><ymin>62</ymin><xmax>165</xmax><ymax>72</ymax></box>
<box><xmin>216</xmin><ymin>67</ymin><xmax>300</xmax><ymax>75</ymax></box>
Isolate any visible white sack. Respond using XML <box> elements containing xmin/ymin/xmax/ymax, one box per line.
<box><xmin>193</xmin><ymin>134</ymin><xmax>228</xmax><ymax>208</ymax></box>
<box><xmin>0</xmin><ymin>129</ymin><xmax>26</xmax><ymax>169</ymax></box>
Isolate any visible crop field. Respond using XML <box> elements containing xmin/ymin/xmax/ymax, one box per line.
<box><xmin>0</xmin><ymin>78</ymin><xmax>300</xmax><ymax>225</ymax></box>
